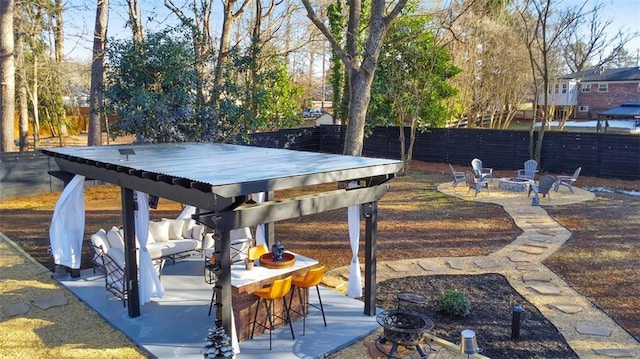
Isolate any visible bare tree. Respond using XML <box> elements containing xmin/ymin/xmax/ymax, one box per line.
<box><xmin>87</xmin><ymin>0</ymin><xmax>109</xmax><ymax>146</ymax></box>
<box><xmin>517</xmin><ymin>0</ymin><xmax>583</xmax><ymax>163</ymax></box>
<box><xmin>0</xmin><ymin>0</ymin><xmax>15</xmax><ymax>152</ymax></box>
<box><xmin>16</xmin><ymin>28</ymin><xmax>28</xmax><ymax>151</ymax></box>
<box><xmin>126</xmin><ymin>0</ymin><xmax>144</xmax><ymax>44</ymax></box>
<box><xmin>561</xmin><ymin>1</ymin><xmax>639</xmax><ymax>72</ymax></box>
<box><xmin>301</xmin><ymin>0</ymin><xmax>408</xmax><ymax>156</ymax></box>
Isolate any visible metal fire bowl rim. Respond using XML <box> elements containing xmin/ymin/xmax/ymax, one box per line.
<box><xmin>376</xmin><ymin>309</ymin><xmax>434</xmax><ymax>334</ymax></box>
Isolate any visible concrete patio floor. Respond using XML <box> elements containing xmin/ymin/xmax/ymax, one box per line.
<box><xmin>58</xmin><ymin>257</ymin><xmax>382</xmax><ymax>359</ymax></box>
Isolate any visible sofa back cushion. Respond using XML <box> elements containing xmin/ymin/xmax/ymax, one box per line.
<box><xmin>91</xmin><ymin>229</ymin><xmax>110</xmax><ymax>253</ymax></box>
<box><xmin>162</xmin><ymin>218</ymin><xmax>185</xmax><ymax>240</ymax></box>
<box><xmin>106</xmin><ymin>226</ymin><xmax>125</xmax><ymax>251</ymax></box>
<box><xmin>181</xmin><ymin>219</ymin><xmax>196</xmax><ymax>239</ymax></box>
<box><xmin>148</xmin><ymin>220</ymin><xmax>169</xmax><ymax>243</ymax></box>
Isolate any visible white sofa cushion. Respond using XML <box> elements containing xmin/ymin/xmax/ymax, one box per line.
<box><xmin>191</xmin><ymin>224</ymin><xmax>205</xmax><ymax>241</ymax></box>
<box><xmin>106</xmin><ymin>226</ymin><xmax>125</xmax><ymax>251</ymax></box>
<box><xmin>182</xmin><ymin>219</ymin><xmax>196</xmax><ymax>239</ymax></box>
<box><xmin>147</xmin><ymin>239</ymin><xmax>199</xmax><ymax>259</ymax></box>
<box><xmin>91</xmin><ymin>229</ymin><xmax>109</xmax><ymax>252</ymax></box>
<box><xmin>162</xmin><ymin>218</ymin><xmax>185</xmax><ymax>240</ymax></box>
<box><xmin>149</xmin><ymin>220</ymin><xmax>169</xmax><ymax>243</ymax></box>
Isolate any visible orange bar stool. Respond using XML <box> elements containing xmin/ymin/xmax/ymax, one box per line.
<box><xmin>250</xmin><ymin>275</ymin><xmax>295</xmax><ymax>349</ymax></box>
<box><xmin>290</xmin><ymin>265</ymin><xmax>327</xmax><ymax>336</ymax></box>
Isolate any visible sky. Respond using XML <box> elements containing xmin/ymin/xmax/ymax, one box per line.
<box><xmin>63</xmin><ymin>0</ymin><xmax>640</xmax><ymax>64</ymax></box>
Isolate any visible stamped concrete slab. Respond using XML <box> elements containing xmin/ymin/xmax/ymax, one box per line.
<box><xmin>32</xmin><ymin>291</ymin><xmax>68</xmax><ymax>310</ymax></box>
<box><xmin>536</xmin><ymin>229</ymin><xmax>557</xmax><ymax>236</ymax></box>
<box><xmin>516</xmin><ymin>246</ymin><xmax>546</xmax><ymax>255</ymax></box>
<box><xmin>417</xmin><ymin>261</ymin><xmax>443</xmax><ymax>271</ymax></box>
<box><xmin>550</xmin><ymin>303</ymin><xmax>583</xmax><ymax>314</ymax></box>
<box><xmin>474</xmin><ymin>258</ymin><xmax>502</xmax><ymax>269</ymax></box>
<box><xmin>522</xmin><ymin>273</ymin><xmax>553</xmax><ymax>282</ymax></box>
<box><xmin>2</xmin><ymin>302</ymin><xmax>30</xmax><ymax>317</ymax></box>
<box><xmin>576</xmin><ymin>324</ymin><xmax>612</xmax><ymax>336</ymax></box>
<box><xmin>529</xmin><ymin>285</ymin><xmax>563</xmax><ymax>295</ymax></box>
<box><xmin>592</xmin><ymin>348</ymin><xmax>634</xmax><ymax>357</ymax></box>
<box><xmin>386</xmin><ymin>262</ymin><xmax>414</xmax><ymax>272</ymax></box>
<box><xmin>446</xmin><ymin>260</ymin><xmax>465</xmax><ymax>270</ymax></box>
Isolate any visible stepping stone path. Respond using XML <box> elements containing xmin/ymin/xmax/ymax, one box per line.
<box><xmin>325</xmin><ymin>183</ymin><xmax>640</xmax><ymax>358</ymax></box>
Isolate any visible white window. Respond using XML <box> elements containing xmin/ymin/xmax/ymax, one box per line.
<box><xmin>561</xmin><ymin>83</ymin><xmax>568</xmax><ymax>94</ymax></box>
<box><xmin>581</xmin><ymin>84</ymin><xmax>591</xmax><ymax>93</ymax></box>
<box><xmin>598</xmin><ymin>83</ymin><xmax>608</xmax><ymax>92</ymax></box>
<box><xmin>578</xmin><ymin>106</ymin><xmax>589</xmax><ymax>112</ymax></box>
<box><xmin>554</xmin><ymin>84</ymin><xmax>560</xmax><ymax>94</ymax></box>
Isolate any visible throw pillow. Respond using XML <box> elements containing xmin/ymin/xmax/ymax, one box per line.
<box><xmin>182</xmin><ymin>219</ymin><xmax>196</xmax><ymax>239</ymax></box>
<box><xmin>191</xmin><ymin>224</ymin><xmax>205</xmax><ymax>241</ymax></box>
<box><xmin>106</xmin><ymin>226</ymin><xmax>125</xmax><ymax>251</ymax></box>
<box><xmin>148</xmin><ymin>220</ymin><xmax>170</xmax><ymax>243</ymax></box>
<box><xmin>162</xmin><ymin>218</ymin><xmax>184</xmax><ymax>240</ymax></box>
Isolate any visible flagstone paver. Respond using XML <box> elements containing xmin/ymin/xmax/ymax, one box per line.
<box><xmin>576</xmin><ymin>324</ymin><xmax>613</xmax><ymax>337</ymax></box>
<box><xmin>516</xmin><ymin>246</ymin><xmax>546</xmax><ymax>254</ymax></box>
<box><xmin>2</xmin><ymin>301</ymin><xmax>30</xmax><ymax>317</ymax></box>
<box><xmin>32</xmin><ymin>291</ymin><xmax>68</xmax><ymax>309</ymax></box>
<box><xmin>522</xmin><ymin>273</ymin><xmax>554</xmax><ymax>282</ymax></box>
<box><xmin>592</xmin><ymin>348</ymin><xmax>634</xmax><ymax>357</ymax></box>
<box><xmin>529</xmin><ymin>285</ymin><xmax>564</xmax><ymax>295</ymax></box>
<box><xmin>417</xmin><ymin>261</ymin><xmax>443</xmax><ymax>271</ymax></box>
<box><xmin>446</xmin><ymin>260</ymin><xmax>464</xmax><ymax>270</ymax></box>
<box><xmin>473</xmin><ymin>258</ymin><xmax>502</xmax><ymax>269</ymax></box>
<box><xmin>550</xmin><ymin>303</ymin><xmax>583</xmax><ymax>314</ymax></box>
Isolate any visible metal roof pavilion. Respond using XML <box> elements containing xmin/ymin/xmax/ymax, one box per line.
<box><xmin>42</xmin><ymin>142</ymin><xmax>403</xmax><ymax>342</ymax></box>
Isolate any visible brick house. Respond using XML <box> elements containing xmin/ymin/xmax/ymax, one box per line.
<box><xmin>542</xmin><ymin>67</ymin><xmax>640</xmax><ymax>120</ymax></box>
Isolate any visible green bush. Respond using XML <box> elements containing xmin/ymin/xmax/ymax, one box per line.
<box><xmin>437</xmin><ymin>289</ymin><xmax>471</xmax><ymax>317</ymax></box>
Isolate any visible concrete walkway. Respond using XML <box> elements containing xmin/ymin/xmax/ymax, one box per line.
<box><xmin>326</xmin><ymin>182</ymin><xmax>640</xmax><ymax>358</ymax></box>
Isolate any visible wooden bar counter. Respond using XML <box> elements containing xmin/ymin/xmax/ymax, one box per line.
<box><xmin>231</xmin><ymin>252</ymin><xmax>319</xmax><ymax>341</ymax></box>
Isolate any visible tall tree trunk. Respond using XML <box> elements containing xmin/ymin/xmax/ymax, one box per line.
<box><xmin>127</xmin><ymin>0</ymin><xmax>144</xmax><ymax>44</ymax></box>
<box><xmin>16</xmin><ymin>30</ymin><xmax>28</xmax><ymax>151</ymax></box>
<box><xmin>0</xmin><ymin>0</ymin><xmax>15</xmax><ymax>152</ymax></box>
<box><xmin>343</xmin><ymin>70</ymin><xmax>374</xmax><ymax>156</ymax></box>
<box><xmin>53</xmin><ymin>0</ymin><xmax>64</xmax><ymax>62</ymax></box>
<box><xmin>88</xmin><ymin>0</ymin><xmax>109</xmax><ymax>146</ymax></box>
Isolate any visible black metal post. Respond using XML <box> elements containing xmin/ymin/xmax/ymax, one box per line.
<box><xmin>364</xmin><ymin>201</ymin><xmax>378</xmax><ymax>316</ymax></box>
<box><xmin>121</xmin><ymin>187</ymin><xmax>140</xmax><ymax>317</ymax></box>
<box><xmin>511</xmin><ymin>305</ymin><xmax>524</xmax><ymax>340</ymax></box>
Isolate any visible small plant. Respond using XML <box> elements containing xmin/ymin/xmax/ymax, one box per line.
<box><xmin>437</xmin><ymin>289</ymin><xmax>471</xmax><ymax>317</ymax></box>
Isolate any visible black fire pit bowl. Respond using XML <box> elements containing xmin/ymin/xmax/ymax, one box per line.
<box><xmin>377</xmin><ymin>309</ymin><xmax>434</xmax><ymax>346</ymax></box>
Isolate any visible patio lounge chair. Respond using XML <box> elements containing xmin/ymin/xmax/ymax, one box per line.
<box><xmin>465</xmin><ymin>171</ymin><xmax>489</xmax><ymax>197</ymax></box>
<box><xmin>449</xmin><ymin>163</ymin><xmax>466</xmax><ymax>188</ymax></box>
<box><xmin>516</xmin><ymin>159</ymin><xmax>538</xmax><ymax>181</ymax></box>
<box><xmin>528</xmin><ymin>175</ymin><xmax>555</xmax><ymax>203</ymax></box>
<box><xmin>554</xmin><ymin>167</ymin><xmax>581</xmax><ymax>193</ymax></box>
<box><xmin>471</xmin><ymin>158</ymin><xmax>493</xmax><ymax>182</ymax></box>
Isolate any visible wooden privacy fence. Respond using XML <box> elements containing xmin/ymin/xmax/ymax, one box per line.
<box><xmin>1</xmin><ymin>126</ymin><xmax>638</xmax><ymax>200</ymax></box>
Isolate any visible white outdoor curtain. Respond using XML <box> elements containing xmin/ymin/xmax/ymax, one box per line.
<box><xmin>177</xmin><ymin>205</ymin><xmax>196</xmax><ymax>220</ymax></box>
<box><xmin>347</xmin><ymin>182</ymin><xmax>362</xmax><ymax>298</ymax></box>
<box><xmin>253</xmin><ymin>192</ymin><xmax>266</xmax><ymax>246</ymax></box>
<box><xmin>135</xmin><ymin>191</ymin><xmax>164</xmax><ymax>304</ymax></box>
<box><xmin>49</xmin><ymin>175</ymin><xmax>85</xmax><ymax>269</ymax></box>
